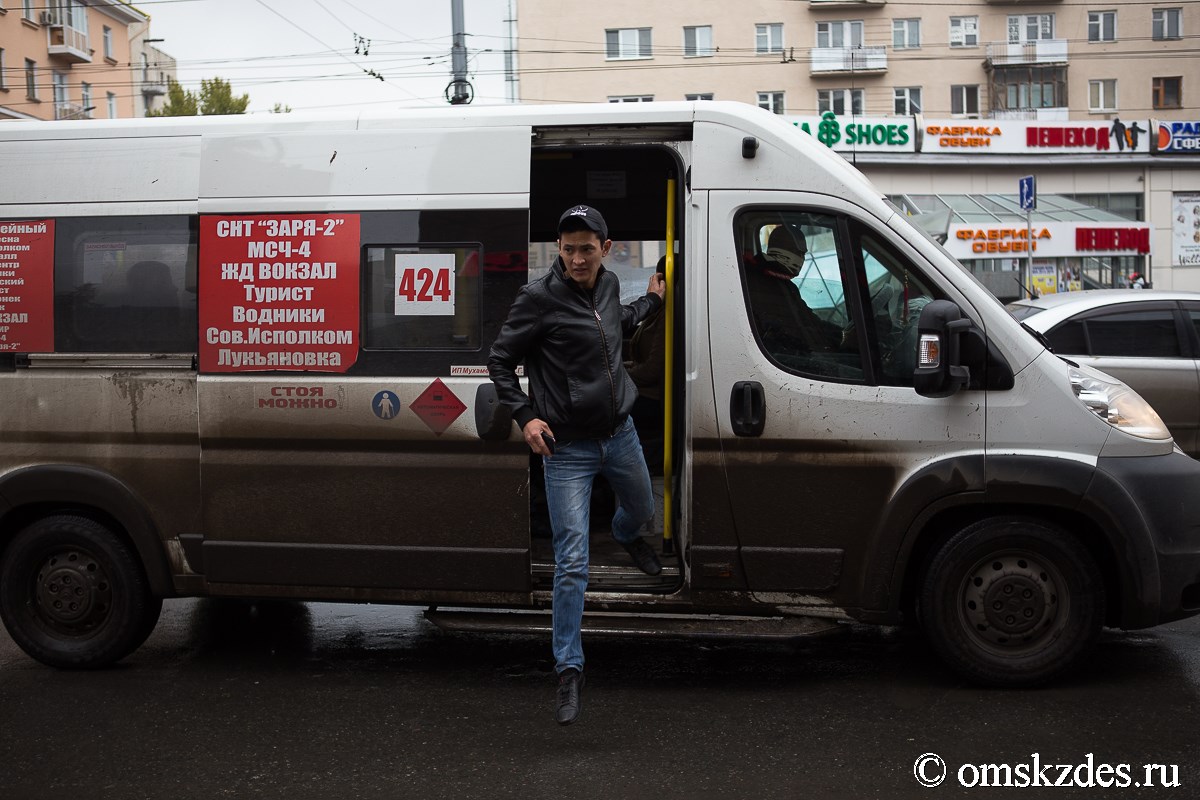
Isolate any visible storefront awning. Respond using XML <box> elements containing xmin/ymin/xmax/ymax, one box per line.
<box><xmin>889</xmin><ymin>193</ymin><xmax>1132</xmax><ymax>226</ymax></box>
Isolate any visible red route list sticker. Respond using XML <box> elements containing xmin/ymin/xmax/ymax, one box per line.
<box><xmin>409</xmin><ymin>379</ymin><xmax>467</xmax><ymax>435</ymax></box>
<box><xmin>199</xmin><ymin>214</ymin><xmax>361</xmax><ymax>372</ymax></box>
<box><xmin>0</xmin><ymin>219</ymin><xmax>55</xmax><ymax>353</ymax></box>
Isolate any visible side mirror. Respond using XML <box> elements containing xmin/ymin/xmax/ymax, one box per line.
<box><xmin>474</xmin><ymin>383</ymin><xmax>513</xmax><ymax>440</ymax></box>
<box><xmin>913</xmin><ymin>300</ymin><xmax>973</xmax><ymax>398</ymax></box>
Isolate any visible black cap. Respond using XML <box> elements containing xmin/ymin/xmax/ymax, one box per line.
<box><xmin>558</xmin><ymin>205</ymin><xmax>609</xmax><ymax>241</ymax></box>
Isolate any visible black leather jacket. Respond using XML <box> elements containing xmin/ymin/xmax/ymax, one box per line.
<box><xmin>488</xmin><ymin>257</ymin><xmax>663</xmax><ymax>441</ymax></box>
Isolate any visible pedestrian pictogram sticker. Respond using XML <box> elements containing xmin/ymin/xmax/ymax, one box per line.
<box><xmin>373</xmin><ymin>390</ymin><xmax>400</xmax><ymax>420</ymax></box>
<box><xmin>409</xmin><ymin>379</ymin><xmax>466</xmax><ymax>435</ymax></box>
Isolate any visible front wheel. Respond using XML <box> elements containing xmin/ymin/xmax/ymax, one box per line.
<box><xmin>0</xmin><ymin>515</ymin><xmax>162</xmax><ymax>669</ymax></box>
<box><xmin>919</xmin><ymin>517</ymin><xmax>1104</xmax><ymax>687</ymax></box>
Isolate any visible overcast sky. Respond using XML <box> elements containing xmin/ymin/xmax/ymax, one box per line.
<box><xmin>140</xmin><ymin>0</ymin><xmax>515</xmax><ymax>114</ymax></box>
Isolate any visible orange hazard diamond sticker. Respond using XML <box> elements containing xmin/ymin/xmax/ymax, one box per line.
<box><xmin>409</xmin><ymin>378</ymin><xmax>467</xmax><ymax>435</ymax></box>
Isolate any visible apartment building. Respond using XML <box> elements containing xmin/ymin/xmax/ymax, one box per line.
<box><xmin>0</xmin><ymin>0</ymin><xmax>171</xmax><ymax>121</ymax></box>
<box><xmin>129</xmin><ymin>18</ymin><xmax>174</xmax><ymax>117</ymax></box>
<box><xmin>516</xmin><ymin>0</ymin><xmax>1200</xmax><ymax>293</ymax></box>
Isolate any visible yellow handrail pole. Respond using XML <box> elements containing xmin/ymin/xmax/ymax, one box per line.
<box><xmin>662</xmin><ymin>175</ymin><xmax>677</xmax><ymax>555</ymax></box>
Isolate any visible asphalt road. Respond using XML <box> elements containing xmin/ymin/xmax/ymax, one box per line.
<box><xmin>1</xmin><ymin>599</ymin><xmax>1198</xmax><ymax>800</ymax></box>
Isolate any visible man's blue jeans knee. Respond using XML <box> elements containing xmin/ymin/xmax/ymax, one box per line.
<box><xmin>543</xmin><ymin>416</ymin><xmax>655</xmax><ymax>673</ymax></box>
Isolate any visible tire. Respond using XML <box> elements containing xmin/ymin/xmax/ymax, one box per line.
<box><xmin>918</xmin><ymin>516</ymin><xmax>1104</xmax><ymax>687</ymax></box>
<box><xmin>0</xmin><ymin>515</ymin><xmax>162</xmax><ymax>669</ymax></box>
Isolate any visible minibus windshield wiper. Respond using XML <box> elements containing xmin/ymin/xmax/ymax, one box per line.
<box><xmin>1021</xmin><ymin>321</ymin><xmax>1054</xmax><ymax>352</ymax></box>
<box><xmin>1019</xmin><ymin>322</ymin><xmax>1079</xmax><ymax>366</ymax></box>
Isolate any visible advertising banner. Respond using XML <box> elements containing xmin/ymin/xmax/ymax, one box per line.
<box><xmin>199</xmin><ymin>214</ymin><xmax>361</xmax><ymax>372</ymax></box>
<box><xmin>1031</xmin><ymin>262</ymin><xmax>1058</xmax><ymax>296</ymax></box>
<box><xmin>946</xmin><ymin>221</ymin><xmax>1151</xmax><ymax>260</ymax></box>
<box><xmin>0</xmin><ymin>219</ymin><xmax>54</xmax><ymax>353</ymax></box>
<box><xmin>922</xmin><ymin>119</ymin><xmax>1151</xmax><ymax>155</ymax></box>
<box><xmin>1173</xmin><ymin>194</ymin><xmax>1200</xmax><ymax>267</ymax></box>
<box><xmin>1153</xmin><ymin>121</ymin><xmax>1200</xmax><ymax>154</ymax></box>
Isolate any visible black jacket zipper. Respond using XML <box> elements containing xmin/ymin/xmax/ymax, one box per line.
<box><xmin>589</xmin><ymin>288</ymin><xmax>618</xmax><ymax>431</ymax></box>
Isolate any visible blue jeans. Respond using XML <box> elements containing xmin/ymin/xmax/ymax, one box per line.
<box><xmin>543</xmin><ymin>415</ymin><xmax>655</xmax><ymax>674</ymax></box>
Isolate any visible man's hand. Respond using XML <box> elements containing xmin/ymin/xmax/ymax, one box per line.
<box><xmin>647</xmin><ymin>272</ymin><xmax>666</xmax><ymax>299</ymax></box>
<box><xmin>524</xmin><ymin>418</ymin><xmax>556</xmax><ymax>456</ymax></box>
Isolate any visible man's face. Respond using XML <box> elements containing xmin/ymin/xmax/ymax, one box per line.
<box><xmin>557</xmin><ymin>230</ymin><xmax>610</xmax><ymax>290</ymax></box>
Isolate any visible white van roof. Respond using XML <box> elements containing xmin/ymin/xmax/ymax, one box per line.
<box><xmin>0</xmin><ymin>101</ymin><xmax>887</xmax><ymax>217</ymax></box>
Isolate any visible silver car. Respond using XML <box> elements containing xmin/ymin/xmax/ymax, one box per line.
<box><xmin>1008</xmin><ymin>289</ymin><xmax>1200</xmax><ymax>458</ymax></box>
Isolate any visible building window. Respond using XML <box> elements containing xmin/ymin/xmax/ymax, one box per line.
<box><xmin>685</xmin><ymin>93</ymin><xmax>714</xmax><ymax>100</ymax></box>
<box><xmin>1088</xmin><ymin>11</ymin><xmax>1117</xmax><ymax>42</ymax></box>
<box><xmin>893</xmin><ymin>19</ymin><xmax>921</xmax><ymax>49</ymax></box>
<box><xmin>107</xmin><ymin>91</ymin><xmax>117</xmax><ymax>118</ymax></box>
<box><xmin>683</xmin><ymin>25</ymin><xmax>714</xmax><ymax>57</ymax></box>
<box><xmin>817</xmin><ymin>20</ymin><xmax>864</xmax><ymax>49</ymax></box>
<box><xmin>818</xmin><ymin>89</ymin><xmax>864</xmax><ymax>116</ymax></box>
<box><xmin>995</xmin><ymin>66</ymin><xmax>1065</xmax><ymax>110</ymax></box>
<box><xmin>1089</xmin><ymin>79</ymin><xmax>1117</xmax><ymax>111</ymax></box>
<box><xmin>951</xmin><ymin>85</ymin><xmax>980</xmax><ymax>117</ymax></box>
<box><xmin>949</xmin><ymin>17</ymin><xmax>978</xmax><ymax>47</ymax></box>
<box><xmin>894</xmin><ymin>87</ymin><xmax>922</xmax><ymax>115</ymax></box>
<box><xmin>65</xmin><ymin>0</ymin><xmax>87</xmax><ymax>34</ymax></box>
<box><xmin>52</xmin><ymin>70</ymin><xmax>67</xmax><ymax>117</ymax></box>
<box><xmin>81</xmin><ymin>81</ymin><xmax>91</xmax><ymax>115</ymax></box>
<box><xmin>1008</xmin><ymin>14</ymin><xmax>1055</xmax><ymax>43</ymax></box>
<box><xmin>606</xmin><ymin>27</ymin><xmax>652</xmax><ymax>59</ymax></box>
<box><xmin>1153</xmin><ymin>76</ymin><xmax>1182</xmax><ymax>108</ymax></box>
<box><xmin>0</xmin><ymin>49</ymin><xmax>6</xmax><ymax>91</ymax></box>
<box><xmin>756</xmin><ymin>23</ymin><xmax>783</xmax><ymax>54</ymax></box>
<box><xmin>1061</xmin><ymin>193</ymin><xmax>1144</xmax><ymax>222</ymax></box>
<box><xmin>1152</xmin><ymin>8</ymin><xmax>1182</xmax><ymax>40</ymax></box>
<box><xmin>24</xmin><ymin>58</ymin><xmax>36</xmax><ymax>100</ymax></box>
<box><xmin>757</xmin><ymin>91</ymin><xmax>784</xmax><ymax>114</ymax></box>
<box><xmin>608</xmin><ymin>95</ymin><xmax>653</xmax><ymax>103</ymax></box>
<box><xmin>103</xmin><ymin>26</ymin><xmax>113</xmax><ymax>60</ymax></box>
<box><xmin>23</xmin><ymin>0</ymin><xmax>33</xmax><ymax>20</ymax></box>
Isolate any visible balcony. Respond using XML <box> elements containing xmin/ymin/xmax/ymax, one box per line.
<box><xmin>142</xmin><ymin>79</ymin><xmax>168</xmax><ymax>97</ymax></box>
<box><xmin>985</xmin><ymin>39</ymin><xmax>1067</xmax><ymax>67</ymax></box>
<box><xmin>43</xmin><ymin>14</ymin><xmax>91</xmax><ymax>64</ymax></box>
<box><xmin>810</xmin><ymin>46</ymin><xmax>888</xmax><ymax>75</ymax></box>
<box><xmin>990</xmin><ymin>107</ymin><xmax>1069</xmax><ymax>121</ymax></box>
<box><xmin>54</xmin><ymin>102</ymin><xmax>91</xmax><ymax>121</ymax></box>
<box><xmin>808</xmin><ymin>0</ymin><xmax>887</xmax><ymax>7</ymax></box>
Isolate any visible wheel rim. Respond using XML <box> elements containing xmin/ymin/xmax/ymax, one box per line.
<box><xmin>958</xmin><ymin>549</ymin><xmax>1070</xmax><ymax>657</ymax></box>
<box><xmin>31</xmin><ymin>547</ymin><xmax>114</xmax><ymax>636</ymax></box>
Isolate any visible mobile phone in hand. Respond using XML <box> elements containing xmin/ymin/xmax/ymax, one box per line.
<box><xmin>540</xmin><ymin>431</ymin><xmax>556</xmax><ymax>454</ymax></box>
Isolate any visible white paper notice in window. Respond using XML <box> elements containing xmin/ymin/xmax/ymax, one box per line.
<box><xmin>395</xmin><ymin>253</ymin><xmax>456</xmax><ymax>316</ymax></box>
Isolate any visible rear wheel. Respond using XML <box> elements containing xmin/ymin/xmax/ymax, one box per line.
<box><xmin>0</xmin><ymin>515</ymin><xmax>162</xmax><ymax>669</ymax></box>
<box><xmin>919</xmin><ymin>516</ymin><xmax>1104</xmax><ymax>687</ymax></box>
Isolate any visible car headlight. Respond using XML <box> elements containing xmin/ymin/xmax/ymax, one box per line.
<box><xmin>1068</xmin><ymin>366</ymin><xmax>1171</xmax><ymax>440</ymax></box>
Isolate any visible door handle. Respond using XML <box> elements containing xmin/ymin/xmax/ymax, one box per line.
<box><xmin>730</xmin><ymin>381</ymin><xmax>765</xmax><ymax>437</ymax></box>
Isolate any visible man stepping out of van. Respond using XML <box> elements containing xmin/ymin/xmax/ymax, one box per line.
<box><xmin>489</xmin><ymin>205</ymin><xmax>666</xmax><ymax>725</ymax></box>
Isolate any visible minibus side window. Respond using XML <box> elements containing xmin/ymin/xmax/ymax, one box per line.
<box><xmin>858</xmin><ymin>231</ymin><xmax>937</xmax><ymax>386</ymax></box>
<box><xmin>363</xmin><ymin>244</ymin><xmax>481</xmax><ymax>350</ymax></box>
<box><xmin>736</xmin><ymin>209</ymin><xmax>940</xmax><ymax>387</ymax></box>
<box><xmin>737</xmin><ymin>210</ymin><xmax>866</xmax><ymax>382</ymax></box>
<box><xmin>54</xmin><ymin>215</ymin><xmax>198</xmax><ymax>353</ymax></box>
